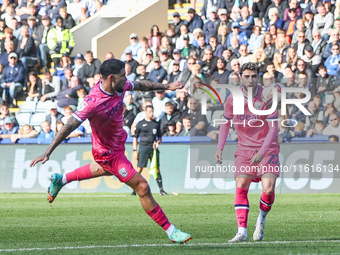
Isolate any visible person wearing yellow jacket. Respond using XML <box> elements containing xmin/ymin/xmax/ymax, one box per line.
<box><xmin>47</xmin><ymin>17</ymin><xmax>75</xmax><ymax>67</ymax></box>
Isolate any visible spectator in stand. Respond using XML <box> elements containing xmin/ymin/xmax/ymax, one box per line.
<box><xmin>264</xmin><ymin>0</ymin><xmax>288</xmax><ymax>24</ymax></box>
<box><xmin>323</xmin><ymin>29</ymin><xmax>340</xmax><ymax>59</ymax></box>
<box><xmin>72</xmin><ymin>53</ymin><xmax>84</xmax><ymax>77</ymax></box>
<box><xmin>213</xmin><ymin>8</ymin><xmax>229</xmax><ymax>37</ymax></box>
<box><xmin>105</xmin><ymin>52</ymin><xmax>114</xmax><ymax>60</ymax></box>
<box><xmin>316</xmin><ymin>65</ymin><xmax>334</xmax><ymax>99</ymax></box>
<box><xmin>158</xmin><ymin>36</ymin><xmax>174</xmax><ymax>57</ymax></box>
<box><xmin>228</xmin><ymin>58</ymin><xmax>241</xmax><ymax>80</ymax></box>
<box><xmin>56</xmin><ymin>75</ymin><xmax>83</xmax><ymax>110</ymax></box>
<box><xmin>248</xmin><ymin>25</ymin><xmax>263</xmax><ymax>53</ymax></box>
<box><xmin>137</xmin><ymin>37</ymin><xmax>151</xmax><ymax>65</ymax></box>
<box><xmin>0</xmin><ymin>0</ymin><xmax>11</xmax><ymax>16</ymax></box>
<box><xmin>120</xmin><ymin>33</ymin><xmax>141</xmax><ymax>61</ymax></box>
<box><xmin>62</xmin><ymin>106</ymin><xmax>86</xmax><ymax>137</ymax></box>
<box><xmin>144</xmin><ymin>49</ymin><xmax>154</xmax><ymax>73</ymax></box>
<box><xmin>123</xmin><ymin>93</ymin><xmax>137</xmax><ymax>137</ymax></box>
<box><xmin>16</xmin><ymin>25</ymin><xmax>38</xmax><ymax>72</ymax></box>
<box><xmin>11</xmin><ymin>18</ymin><xmax>21</xmax><ymax>40</ymax></box>
<box><xmin>159</xmin><ymin>49</ymin><xmax>172</xmax><ymax>73</ymax></box>
<box><xmin>291</xmin><ymin>19</ymin><xmax>312</xmax><ymax>45</ymax></box>
<box><xmin>79</xmin><ymin>50</ymin><xmax>101</xmax><ymax>90</ymax></box>
<box><xmin>292</xmin><ymin>31</ymin><xmax>310</xmax><ymax>58</ymax></box>
<box><xmin>313</xmin><ymin>3</ymin><xmax>334</xmax><ymax>41</ymax></box>
<box><xmin>311</xmin><ymin>30</ymin><xmax>327</xmax><ymax>56</ymax></box>
<box><xmin>147</xmin><ymin>57</ymin><xmax>167</xmax><ymax>83</ymax></box>
<box><xmin>0</xmin><ymin>40</ymin><xmax>14</xmax><ymax>66</ymax></box>
<box><xmin>2</xmin><ymin>4</ymin><xmax>20</xmax><ymax>28</ymax></box>
<box><xmin>283</xmin><ymin>8</ymin><xmax>299</xmax><ymax>39</ymax></box>
<box><xmin>305</xmin><ymin>101</ymin><xmax>324</xmax><ymax>131</ymax></box>
<box><xmin>176</xmin><ymin>24</ymin><xmax>194</xmax><ymax>50</ymax></box>
<box><xmin>10</xmin><ymin>124</ymin><xmax>38</xmax><ymax>143</ymax></box>
<box><xmin>323</xmin><ymin>112</ymin><xmax>340</xmax><ymax>136</ymax></box>
<box><xmin>177</xmin><ymin>57</ymin><xmax>195</xmax><ymax>88</ymax></box>
<box><xmin>39</xmin><ymin>68</ymin><xmax>62</xmax><ymax>102</ymax></box>
<box><xmin>200</xmin><ymin>48</ymin><xmax>218</xmax><ymax>76</ymax></box>
<box><xmin>47</xmin><ymin>16</ymin><xmax>75</xmax><ymax>67</ymax></box>
<box><xmin>211</xmin><ymin>58</ymin><xmax>229</xmax><ymax>84</ymax></box>
<box><xmin>0</xmin><ymin>116</ymin><xmax>18</xmax><ymax>138</ymax></box>
<box><xmin>301</xmin><ymin>45</ymin><xmax>322</xmax><ymax>74</ymax></box>
<box><xmin>174</xmin><ymin>87</ymin><xmax>189</xmax><ymax>118</ymax></box>
<box><xmin>283</xmin><ymin>0</ymin><xmax>301</xmax><ymax>22</ymax></box>
<box><xmin>0</xmin><ymin>103</ymin><xmax>17</xmax><ymax>129</ymax></box>
<box><xmin>46</xmin><ymin>0</ymin><xmax>66</xmax><ymax>20</ymax></box>
<box><xmin>172</xmin><ymin>12</ymin><xmax>184</xmax><ymax>37</ymax></box>
<box><xmin>203</xmin><ymin>6</ymin><xmax>219</xmax><ymax>44</ymax></box>
<box><xmin>323</xmin><ymin>103</ymin><xmax>340</xmax><ymax>126</ymax></box>
<box><xmin>67</xmin><ymin>0</ymin><xmax>82</xmax><ymax>24</ymax></box>
<box><xmin>54</xmin><ymin>51</ymin><xmax>72</xmax><ymax>81</ymax></box>
<box><xmin>59</xmin><ymin>6</ymin><xmax>75</xmax><ymax>30</ymax></box>
<box><xmin>1</xmin><ymin>52</ymin><xmax>25</xmax><ymax>107</ymax></box>
<box><xmin>261</xmin><ymin>32</ymin><xmax>275</xmax><ymax>60</ymax></box>
<box><xmin>266</xmin><ymin>8</ymin><xmax>284</xmax><ymax>31</ymax></box>
<box><xmin>61</xmin><ymin>68</ymin><xmax>71</xmax><ymax>88</ymax></box>
<box><xmin>209</xmin><ymin>35</ymin><xmax>224</xmax><ymax>59</ymax></box>
<box><xmin>160</xmin><ymin>101</ymin><xmax>181</xmax><ymax>135</ymax></box>
<box><xmin>45</xmin><ymin>103</ymin><xmax>63</xmax><ymax>132</ymax></box>
<box><xmin>238</xmin><ymin>6</ymin><xmax>254</xmax><ymax>37</ymax></box>
<box><xmin>286</xmin><ymin>47</ymin><xmax>298</xmax><ymax>71</ymax></box>
<box><xmin>185</xmin><ymin>97</ymin><xmax>208</xmax><ymax>136</ymax></box>
<box><xmin>163</xmin><ymin>121</ymin><xmax>178</xmax><ymax>137</ymax></box>
<box><xmin>273</xmin><ymin>52</ymin><xmax>287</xmax><ymax>75</ymax></box>
<box><xmin>307</xmin><ymin>121</ymin><xmax>325</xmax><ymax>137</ymax></box>
<box><xmin>37</xmin><ymin>121</ymin><xmax>54</xmax><ymax>144</ymax></box>
<box><xmin>124</xmin><ymin>49</ymin><xmax>139</xmax><ymax>75</ymax></box>
<box><xmin>147</xmin><ymin>25</ymin><xmax>162</xmax><ymax>53</ymax></box>
<box><xmin>238</xmin><ymin>44</ymin><xmax>252</xmax><ymax>66</ymax></box>
<box><xmin>178</xmin><ymin>116</ymin><xmax>191</xmax><ymax>136</ymax></box>
<box><xmin>269</xmin><ymin>24</ymin><xmax>278</xmax><ymax>41</ymax></box>
<box><xmin>35</xmin><ymin>15</ymin><xmax>53</xmax><ymax>68</ymax></box>
<box><xmin>266</xmin><ymin>61</ymin><xmax>283</xmax><ymax>82</ymax></box>
<box><xmin>80</xmin><ymin>0</ymin><xmax>102</xmax><ymax>23</ymax></box>
<box><xmin>303</xmin><ymin>8</ymin><xmax>314</xmax><ymax>30</ymax></box>
<box><xmin>334</xmin><ymin>87</ymin><xmax>340</xmax><ymax>112</ymax></box>
<box><xmin>167</xmin><ymin>61</ymin><xmax>181</xmax><ymax>84</ymax></box>
<box><xmin>0</xmin><ymin>27</ymin><xmax>18</xmax><ymax>56</ymax></box>
<box><xmin>325</xmin><ymin>43</ymin><xmax>340</xmax><ymax>76</ymax></box>
<box><xmin>152</xmin><ymin>90</ymin><xmax>170</xmax><ymax>121</ymax></box>
<box><xmin>184</xmin><ymin>8</ymin><xmax>203</xmax><ymax>33</ymax></box>
<box><xmin>227</xmin><ymin>22</ymin><xmax>248</xmax><ymax>48</ymax></box>
<box><xmin>180</xmin><ymin>34</ymin><xmax>196</xmax><ymax>59</ymax></box>
<box><xmin>275</xmin><ymin>37</ymin><xmax>289</xmax><ymax>61</ymax></box>
<box><xmin>136</xmin><ymin>64</ymin><xmax>148</xmax><ymax>82</ymax></box>
<box><xmin>168</xmin><ymin>48</ymin><xmax>186</xmax><ymax>72</ymax></box>
<box><xmin>252</xmin><ymin>48</ymin><xmax>267</xmax><ymax>76</ymax></box>
<box><xmin>125</xmin><ymin>63</ymin><xmax>136</xmax><ymax>81</ymax></box>
<box><xmin>25</xmin><ymin>71</ymin><xmax>42</xmax><ymax>101</ymax></box>
<box><xmin>216</xmin><ymin>25</ymin><xmax>228</xmax><ymax>49</ymax></box>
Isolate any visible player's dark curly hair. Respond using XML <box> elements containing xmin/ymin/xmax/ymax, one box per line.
<box><xmin>100</xmin><ymin>59</ymin><xmax>125</xmax><ymax>79</ymax></box>
<box><xmin>240</xmin><ymin>62</ymin><xmax>259</xmax><ymax>76</ymax></box>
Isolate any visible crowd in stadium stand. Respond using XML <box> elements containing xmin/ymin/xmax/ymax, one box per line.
<box><xmin>1</xmin><ymin>0</ymin><xmax>340</xmax><ymax>143</ymax></box>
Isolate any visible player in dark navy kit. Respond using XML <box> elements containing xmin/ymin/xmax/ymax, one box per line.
<box><xmin>132</xmin><ymin>105</ymin><xmax>167</xmax><ymax>196</ymax></box>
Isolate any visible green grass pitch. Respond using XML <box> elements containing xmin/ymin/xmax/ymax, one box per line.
<box><xmin>0</xmin><ymin>193</ymin><xmax>340</xmax><ymax>254</ymax></box>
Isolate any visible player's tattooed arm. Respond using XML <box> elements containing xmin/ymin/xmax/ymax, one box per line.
<box><xmin>133</xmin><ymin>80</ymin><xmax>184</xmax><ymax>91</ymax></box>
<box><xmin>30</xmin><ymin>117</ymin><xmax>82</xmax><ymax>166</ymax></box>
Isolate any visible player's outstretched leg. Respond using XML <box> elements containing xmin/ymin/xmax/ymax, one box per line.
<box><xmin>127</xmin><ymin>173</ymin><xmax>191</xmax><ymax>243</ymax></box>
<box><xmin>47</xmin><ymin>163</ymin><xmax>103</xmax><ymax>203</ymax></box>
<box><xmin>253</xmin><ymin>174</ymin><xmax>276</xmax><ymax>241</ymax></box>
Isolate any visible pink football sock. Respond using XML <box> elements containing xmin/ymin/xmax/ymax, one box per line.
<box><xmin>234</xmin><ymin>187</ymin><xmax>249</xmax><ymax>228</ymax></box>
<box><xmin>65</xmin><ymin>164</ymin><xmax>93</xmax><ymax>183</ymax></box>
<box><xmin>260</xmin><ymin>191</ymin><xmax>275</xmax><ymax>212</ymax></box>
<box><xmin>146</xmin><ymin>204</ymin><xmax>171</xmax><ymax>230</ymax></box>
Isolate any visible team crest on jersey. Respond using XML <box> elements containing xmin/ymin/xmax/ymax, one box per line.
<box><xmin>254</xmin><ymin>102</ymin><xmax>262</xmax><ymax>110</ymax></box>
<box><xmin>119</xmin><ymin>168</ymin><xmax>128</xmax><ymax>177</ymax></box>
<box><xmin>153</xmin><ymin>129</ymin><xmax>157</xmax><ymax>135</ymax></box>
<box><xmin>77</xmin><ymin>101</ymin><xmax>88</xmax><ymax>112</ymax></box>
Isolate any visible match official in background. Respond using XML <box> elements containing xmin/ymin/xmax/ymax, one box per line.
<box><xmin>133</xmin><ymin>105</ymin><xmax>167</xmax><ymax>196</ymax></box>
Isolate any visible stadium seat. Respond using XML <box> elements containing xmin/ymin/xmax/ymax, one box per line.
<box><xmin>19</xmin><ymin>101</ymin><xmax>37</xmax><ymax>113</ymax></box>
<box><xmin>33</xmin><ymin>125</ymin><xmax>42</xmax><ymax>133</ymax></box>
<box><xmin>323</xmin><ymin>92</ymin><xmax>334</xmax><ymax>106</ymax></box>
<box><xmin>36</xmin><ymin>101</ymin><xmax>50</xmax><ymax>113</ymax></box>
<box><xmin>30</xmin><ymin>113</ymin><xmax>47</xmax><ymax>126</ymax></box>
<box><xmin>16</xmin><ymin>112</ymin><xmax>31</xmax><ymax>126</ymax></box>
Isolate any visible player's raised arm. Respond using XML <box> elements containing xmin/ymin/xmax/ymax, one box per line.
<box><xmin>133</xmin><ymin>80</ymin><xmax>183</xmax><ymax>91</ymax></box>
<box><xmin>30</xmin><ymin>117</ymin><xmax>82</xmax><ymax>167</ymax></box>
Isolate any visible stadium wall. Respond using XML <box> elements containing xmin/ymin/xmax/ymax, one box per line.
<box><xmin>1</xmin><ymin>143</ymin><xmax>340</xmax><ymax>194</ymax></box>
<box><xmin>92</xmin><ymin>0</ymin><xmax>168</xmax><ymax>61</ymax></box>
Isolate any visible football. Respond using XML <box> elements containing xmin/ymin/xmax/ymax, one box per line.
<box><xmin>261</xmin><ymin>84</ymin><xmax>282</xmax><ymax>109</ymax></box>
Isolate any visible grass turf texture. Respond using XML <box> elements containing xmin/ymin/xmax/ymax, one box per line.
<box><xmin>0</xmin><ymin>194</ymin><xmax>340</xmax><ymax>254</ymax></box>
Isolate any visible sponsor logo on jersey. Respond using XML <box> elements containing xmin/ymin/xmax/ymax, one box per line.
<box><xmin>106</xmin><ymin>101</ymin><xmax>124</xmax><ymax>118</ymax></box>
<box><xmin>119</xmin><ymin>168</ymin><xmax>128</xmax><ymax>177</ymax></box>
<box><xmin>142</xmin><ymin>124</ymin><xmax>147</xmax><ymax>127</ymax></box>
<box><xmin>77</xmin><ymin>101</ymin><xmax>88</xmax><ymax>112</ymax></box>
<box><xmin>153</xmin><ymin>129</ymin><xmax>157</xmax><ymax>135</ymax></box>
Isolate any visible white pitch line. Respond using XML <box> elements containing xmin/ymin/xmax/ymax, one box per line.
<box><xmin>1</xmin><ymin>240</ymin><xmax>340</xmax><ymax>252</ymax></box>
